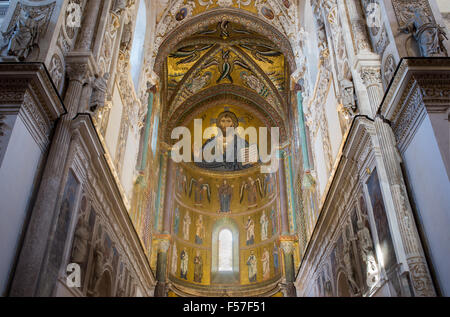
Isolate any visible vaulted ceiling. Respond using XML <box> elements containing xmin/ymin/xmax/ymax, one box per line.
<box><xmin>162</xmin><ymin>20</ymin><xmax>289</xmax><ymax>141</ymax></box>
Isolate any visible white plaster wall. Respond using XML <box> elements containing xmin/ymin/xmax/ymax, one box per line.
<box><xmin>403</xmin><ymin>115</ymin><xmax>450</xmax><ymax>296</ymax></box>
<box><xmin>121</xmin><ymin>126</ymin><xmax>140</xmax><ymax>199</ymax></box>
<box><xmin>324</xmin><ymin>85</ymin><xmax>342</xmax><ymax>160</ymax></box>
<box><xmin>436</xmin><ymin>0</ymin><xmax>450</xmax><ymax>12</ymax></box>
<box><xmin>314</xmin><ymin>129</ymin><xmax>328</xmax><ymax>196</ymax></box>
<box><xmin>105</xmin><ymin>83</ymin><xmax>124</xmax><ymax>161</ymax></box>
<box><xmin>0</xmin><ymin>116</ymin><xmax>43</xmax><ymax>295</ymax></box>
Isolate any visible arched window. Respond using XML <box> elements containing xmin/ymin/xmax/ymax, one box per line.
<box><xmin>218</xmin><ymin>229</ymin><xmax>233</xmax><ymax>272</ymax></box>
<box><xmin>211</xmin><ymin>219</ymin><xmax>239</xmax><ymax>283</ymax></box>
<box><xmin>130</xmin><ymin>0</ymin><xmax>146</xmax><ymax>90</ymax></box>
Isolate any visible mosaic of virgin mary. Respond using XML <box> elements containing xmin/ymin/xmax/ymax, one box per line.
<box><xmin>195</xmin><ymin>110</ymin><xmax>257</xmax><ymax>171</ymax></box>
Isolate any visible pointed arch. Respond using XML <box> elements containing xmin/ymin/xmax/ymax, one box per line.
<box><xmin>153</xmin><ymin>8</ymin><xmax>296</xmax><ymax>75</ymax></box>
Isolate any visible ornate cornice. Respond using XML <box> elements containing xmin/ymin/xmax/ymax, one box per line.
<box><xmin>0</xmin><ymin>63</ymin><xmax>65</xmax><ymax>149</ymax></box>
<box><xmin>379</xmin><ymin>58</ymin><xmax>450</xmax><ymax>152</ymax></box>
<box><xmin>0</xmin><ymin>63</ymin><xmax>65</xmax><ymax>117</ymax></box>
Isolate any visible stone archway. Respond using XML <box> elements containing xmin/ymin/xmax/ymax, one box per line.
<box><xmin>153</xmin><ymin>8</ymin><xmax>297</xmax><ymax>76</ymax></box>
<box><xmin>164</xmin><ymin>85</ymin><xmax>287</xmax><ymax>143</ymax></box>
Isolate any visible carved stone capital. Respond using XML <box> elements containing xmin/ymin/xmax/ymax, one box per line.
<box><xmin>158</xmin><ymin>239</ymin><xmax>170</xmax><ymax>253</ymax></box>
<box><xmin>65</xmin><ymin>51</ymin><xmax>98</xmax><ymax>83</ymax></box>
<box><xmin>280</xmin><ymin>241</ymin><xmax>294</xmax><ymax>255</ymax></box>
<box><xmin>361</xmin><ymin>67</ymin><xmax>382</xmax><ymax>86</ymax></box>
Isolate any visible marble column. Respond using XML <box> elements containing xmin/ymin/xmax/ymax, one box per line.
<box><xmin>280</xmin><ymin>241</ymin><xmax>296</xmax><ymax>297</ymax></box>
<box><xmin>76</xmin><ymin>0</ymin><xmax>102</xmax><ymax>51</ymax></box>
<box><xmin>374</xmin><ymin>115</ymin><xmax>436</xmax><ymax>297</ymax></box>
<box><xmin>361</xmin><ymin>66</ymin><xmax>383</xmax><ymax>114</ymax></box>
<box><xmin>278</xmin><ymin>151</ymin><xmax>290</xmax><ymax>236</ymax></box>
<box><xmin>162</xmin><ymin>155</ymin><xmax>176</xmax><ymax>234</ymax></box>
<box><xmin>154</xmin><ymin>240</ymin><xmax>170</xmax><ymax>297</ymax></box>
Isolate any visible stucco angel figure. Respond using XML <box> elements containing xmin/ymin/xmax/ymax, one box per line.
<box><xmin>70</xmin><ymin>215</ymin><xmax>90</xmax><ymax>264</ymax></box>
<box><xmin>88</xmin><ymin>240</ymin><xmax>105</xmax><ymax>295</ymax></box>
<box><xmin>113</xmin><ymin>0</ymin><xmax>128</xmax><ymax>14</ymax></box>
<box><xmin>3</xmin><ymin>10</ymin><xmax>43</xmax><ymax>61</ymax></box>
<box><xmin>400</xmin><ymin>8</ymin><xmax>448</xmax><ymax>57</ymax></box>
<box><xmin>340</xmin><ymin>78</ymin><xmax>357</xmax><ymax>116</ymax></box>
<box><xmin>343</xmin><ymin>240</ymin><xmax>360</xmax><ymax>294</ymax></box>
<box><xmin>357</xmin><ymin>220</ymin><xmax>379</xmax><ymax>288</ymax></box>
<box><xmin>90</xmin><ymin>73</ymin><xmax>110</xmax><ymax>113</ymax></box>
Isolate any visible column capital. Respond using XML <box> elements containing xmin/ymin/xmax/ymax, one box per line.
<box><xmin>158</xmin><ymin>240</ymin><xmax>170</xmax><ymax>253</ymax></box>
<box><xmin>65</xmin><ymin>51</ymin><xmax>98</xmax><ymax>83</ymax></box>
<box><xmin>280</xmin><ymin>240</ymin><xmax>294</xmax><ymax>255</ymax></box>
<box><xmin>360</xmin><ymin>66</ymin><xmax>382</xmax><ymax>87</ymax></box>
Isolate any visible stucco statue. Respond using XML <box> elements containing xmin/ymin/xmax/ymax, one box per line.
<box><xmin>114</xmin><ymin>0</ymin><xmax>135</xmax><ymax>14</ymax></box>
<box><xmin>114</xmin><ymin>0</ymin><xmax>127</xmax><ymax>13</ymax></box>
<box><xmin>90</xmin><ymin>73</ymin><xmax>110</xmax><ymax>113</ymax></box>
<box><xmin>3</xmin><ymin>11</ymin><xmax>42</xmax><ymax>61</ymax></box>
<box><xmin>343</xmin><ymin>240</ymin><xmax>360</xmax><ymax>294</ymax></box>
<box><xmin>88</xmin><ymin>240</ymin><xmax>105</xmax><ymax>296</ymax></box>
<box><xmin>120</xmin><ymin>21</ymin><xmax>133</xmax><ymax>52</ymax></box>
<box><xmin>400</xmin><ymin>8</ymin><xmax>448</xmax><ymax>57</ymax></box>
<box><xmin>70</xmin><ymin>215</ymin><xmax>90</xmax><ymax>265</ymax></box>
<box><xmin>357</xmin><ymin>220</ymin><xmax>379</xmax><ymax>288</ymax></box>
<box><xmin>341</xmin><ymin>79</ymin><xmax>357</xmax><ymax>116</ymax></box>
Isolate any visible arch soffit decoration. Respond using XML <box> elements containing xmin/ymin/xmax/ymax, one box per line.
<box><xmin>164</xmin><ymin>84</ymin><xmax>288</xmax><ymax>143</ymax></box>
<box><xmin>153</xmin><ymin>8</ymin><xmax>297</xmax><ymax>76</ymax></box>
<box><xmin>166</xmin><ymin>42</ymin><xmax>287</xmax><ymax>120</ymax></box>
